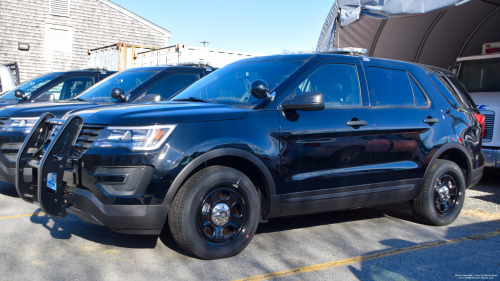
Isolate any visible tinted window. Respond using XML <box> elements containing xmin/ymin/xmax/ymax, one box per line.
<box><xmin>172</xmin><ymin>61</ymin><xmax>304</xmax><ymax>109</ymax></box>
<box><xmin>409</xmin><ymin>76</ymin><xmax>427</xmax><ymax>107</ymax></box>
<box><xmin>39</xmin><ymin>76</ymin><xmax>94</xmax><ymax>100</ymax></box>
<box><xmin>292</xmin><ymin>64</ymin><xmax>361</xmax><ymax>107</ymax></box>
<box><xmin>145</xmin><ymin>73</ymin><xmax>199</xmax><ymax>100</ymax></box>
<box><xmin>458</xmin><ymin>58</ymin><xmax>500</xmax><ymax>92</ymax></box>
<box><xmin>448</xmin><ymin>76</ymin><xmax>477</xmax><ymax>109</ymax></box>
<box><xmin>430</xmin><ymin>75</ymin><xmax>463</xmax><ymax>108</ymax></box>
<box><xmin>366</xmin><ymin>67</ymin><xmax>414</xmax><ymax>107</ymax></box>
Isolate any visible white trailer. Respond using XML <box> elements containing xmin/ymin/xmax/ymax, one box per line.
<box><xmin>133</xmin><ymin>43</ymin><xmax>261</xmax><ymax>68</ymax></box>
<box><xmin>456</xmin><ymin>42</ymin><xmax>500</xmax><ymax>167</ymax></box>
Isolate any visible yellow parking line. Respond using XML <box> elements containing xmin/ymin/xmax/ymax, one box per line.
<box><xmin>234</xmin><ymin>230</ymin><xmax>500</xmax><ymax>281</ymax></box>
<box><xmin>0</xmin><ymin>213</ymin><xmax>45</xmax><ymax>220</ymax></box>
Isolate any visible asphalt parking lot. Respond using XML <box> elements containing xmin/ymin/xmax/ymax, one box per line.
<box><xmin>1</xmin><ymin>170</ymin><xmax>499</xmax><ymax>281</ymax></box>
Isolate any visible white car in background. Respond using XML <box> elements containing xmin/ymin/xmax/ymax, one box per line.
<box><xmin>456</xmin><ymin>42</ymin><xmax>500</xmax><ymax>167</ymax></box>
<box><xmin>0</xmin><ymin>64</ymin><xmax>17</xmax><ymax>95</ymax></box>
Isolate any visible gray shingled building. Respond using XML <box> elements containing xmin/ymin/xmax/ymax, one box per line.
<box><xmin>0</xmin><ymin>0</ymin><xmax>171</xmax><ymax>82</ymax></box>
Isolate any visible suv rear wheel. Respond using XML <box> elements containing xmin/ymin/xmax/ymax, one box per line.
<box><xmin>411</xmin><ymin>159</ymin><xmax>466</xmax><ymax>226</ymax></box>
<box><xmin>168</xmin><ymin>165</ymin><xmax>260</xmax><ymax>259</ymax></box>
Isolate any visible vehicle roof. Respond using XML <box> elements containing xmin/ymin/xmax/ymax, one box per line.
<box><xmin>125</xmin><ymin>66</ymin><xmax>214</xmax><ymax>72</ymax></box>
<box><xmin>235</xmin><ymin>53</ymin><xmax>453</xmax><ymax>76</ymax></box>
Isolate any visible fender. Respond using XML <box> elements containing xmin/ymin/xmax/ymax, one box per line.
<box><xmin>423</xmin><ymin>142</ymin><xmax>473</xmax><ymax>186</ymax></box>
<box><xmin>162</xmin><ymin>148</ymin><xmax>281</xmax><ymax>219</ymax></box>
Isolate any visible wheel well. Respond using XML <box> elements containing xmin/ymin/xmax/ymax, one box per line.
<box><xmin>176</xmin><ymin>156</ymin><xmax>271</xmax><ymax>217</ymax></box>
<box><xmin>437</xmin><ymin>148</ymin><xmax>470</xmax><ymax>184</ymax></box>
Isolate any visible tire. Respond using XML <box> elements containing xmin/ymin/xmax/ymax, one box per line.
<box><xmin>411</xmin><ymin>159</ymin><xmax>466</xmax><ymax>226</ymax></box>
<box><xmin>168</xmin><ymin>165</ymin><xmax>260</xmax><ymax>259</ymax></box>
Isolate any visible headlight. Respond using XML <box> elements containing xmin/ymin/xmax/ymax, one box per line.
<box><xmin>92</xmin><ymin>125</ymin><xmax>177</xmax><ymax>151</ymax></box>
<box><xmin>1</xmin><ymin>117</ymin><xmax>39</xmax><ymax>134</ymax></box>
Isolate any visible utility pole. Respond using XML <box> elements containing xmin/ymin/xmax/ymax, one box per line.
<box><xmin>200</xmin><ymin>41</ymin><xmax>209</xmax><ymax>48</ymax></box>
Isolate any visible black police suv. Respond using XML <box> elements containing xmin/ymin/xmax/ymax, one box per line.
<box><xmin>16</xmin><ymin>51</ymin><xmax>484</xmax><ymax>260</ymax></box>
<box><xmin>0</xmin><ymin>69</ymin><xmax>115</xmax><ymax>107</ymax></box>
<box><xmin>0</xmin><ymin>66</ymin><xmax>214</xmax><ymax>183</ymax></box>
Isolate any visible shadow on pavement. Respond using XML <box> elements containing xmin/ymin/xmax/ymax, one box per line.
<box><xmin>0</xmin><ymin>181</ymin><xmax>19</xmax><ymax>198</ymax></box>
<box><xmin>257</xmin><ymin>203</ymin><xmax>419</xmax><ymax>235</ymax></box>
<box><xmin>29</xmin><ymin>209</ymin><xmax>158</xmax><ymax>249</ymax></box>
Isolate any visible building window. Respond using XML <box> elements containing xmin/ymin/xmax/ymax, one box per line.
<box><xmin>44</xmin><ymin>24</ymin><xmax>73</xmax><ymax>55</ymax></box>
<box><xmin>49</xmin><ymin>0</ymin><xmax>70</xmax><ymax>17</ymax></box>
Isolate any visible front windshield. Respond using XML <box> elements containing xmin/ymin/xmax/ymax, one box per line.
<box><xmin>0</xmin><ymin>73</ymin><xmax>59</xmax><ymax>101</ymax></box>
<box><xmin>74</xmin><ymin>70</ymin><xmax>160</xmax><ymax>102</ymax></box>
<box><xmin>171</xmin><ymin>61</ymin><xmax>305</xmax><ymax>108</ymax></box>
<box><xmin>458</xmin><ymin>58</ymin><xmax>500</xmax><ymax>92</ymax></box>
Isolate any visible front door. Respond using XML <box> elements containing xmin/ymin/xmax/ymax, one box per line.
<box><xmin>279</xmin><ymin>58</ymin><xmax>375</xmax><ymax>216</ymax></box>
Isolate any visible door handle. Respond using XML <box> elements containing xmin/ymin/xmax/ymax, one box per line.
<box><xmin>423</xmin><ymin>117</ymin><xmax>439</xmax><ymax>124</ymax></box>
<box><xmin>346</xmin><ymin>120</ymin><xmax>367</xmax><ymax>127</ymax></box>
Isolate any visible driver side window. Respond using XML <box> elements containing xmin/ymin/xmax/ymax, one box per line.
<box><xmin>293</xmin><ymin>64</ymin><xmax>361</xmax><ymax>107</ymax></box>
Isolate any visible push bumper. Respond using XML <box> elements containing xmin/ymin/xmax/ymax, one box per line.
<box><xmin>482</xmin><ymin>148</ymin><xmax>500</xmax><ymax>168</ymax></box>
<box><xmin>67</xmin><ymin>189</ymin><xmax>169</xmax><ymax>235</ymax></box>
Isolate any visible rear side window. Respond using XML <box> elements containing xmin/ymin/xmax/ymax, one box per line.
<box><xmin>448</xmin><ymin>76</ymin><xmax>477</xmax><ymax>109</ymax></box>
<box><xmin>430</xmin><ymin>75</ymin><xmax>465</xmax><ymax>108</ymax></box>
<box><xmin>366</xmin><ymin>67</ymin><xmax>416</xmax><ymax>107</ymax></box>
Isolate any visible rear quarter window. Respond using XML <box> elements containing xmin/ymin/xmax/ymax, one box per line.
<box><xmin>430</xmin><ymin>75</ymin><xmax>471</xmax><ymax>108</ymax></box>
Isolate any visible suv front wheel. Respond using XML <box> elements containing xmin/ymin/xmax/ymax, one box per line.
<box><xmin>168</xmin><ymin>165</ymin><xmax>260</xmax><ymax>259</ymax></box>
<box><xmin>411</xmin><ymin>159</ymin><xmax>466</xmax><ymax>226</ymax></box>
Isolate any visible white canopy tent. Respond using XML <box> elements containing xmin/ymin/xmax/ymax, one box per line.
<box><xmin>317</xmin><ymin>0</ymin><xmax>500</xmax><ymax>69</ymax></box>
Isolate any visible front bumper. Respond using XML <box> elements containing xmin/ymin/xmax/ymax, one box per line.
<box><xmin>67</xmin><ymin>189</ymin><xmax>169</xmax><ymax>235</ymax></box>
<box><xmin>482</xmin><ymin>148</ymin><xmax>500</xmax><ymax>167</ymax></box>
<box><xmin>0</xmin><ymin>132</ymin><xmax>26</xmax><ymax>183</ymax></box>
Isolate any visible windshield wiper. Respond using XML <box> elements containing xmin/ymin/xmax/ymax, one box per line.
<box><xmin>173</xmin><ymin>97</ymin><xmax>209</xmax><ymax>103</ymax></box>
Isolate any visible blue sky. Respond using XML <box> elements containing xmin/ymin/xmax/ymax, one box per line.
<box><xmin>111</xmin><ymin>0</ymin><xmax>334</xmax><ymax>55</ymax></box>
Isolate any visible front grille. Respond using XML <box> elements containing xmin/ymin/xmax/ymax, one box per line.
<box><xmin>0</xmin><ymin>117</ymin><xmax>9</xmax><ymax>129</ymax></box>
<box><xmin>69</xmin><ymin>124</ymin><xmax>105</xmax><ymax>160</ymax></box>
<box><xmin>483</xmin><ymin>112</ymin><xmax>494</xmax><ymax>142</ymax></box>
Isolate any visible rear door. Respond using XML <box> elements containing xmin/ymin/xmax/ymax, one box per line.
<box><xmin>280</xmin><ymin>58</ymin><xmax>375</xmax><ymax>216</ymax></box>
<box><xmin>363</xmin><ymin>62</ymin><xmax>447</xmax><ymax>198</ymax></box>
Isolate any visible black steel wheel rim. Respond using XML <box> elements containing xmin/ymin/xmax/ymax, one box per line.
<box><xmin>433</xmin><ymin>173</ymin><xmax>459</xmax><ymax>216</ymax></box>
<box><xmin>197</xmin><ymin>185</ymin><xmax>249</xmax><ymax>247</ymax></box>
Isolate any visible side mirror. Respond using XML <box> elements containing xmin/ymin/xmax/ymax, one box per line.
<box><xmin>35</xmin><ymin>93</ymin><xmax>55</xmax><ymax>102</ymax></box>
<box><xmin>281</xmin><ymin>91</ymin><xmax>325</xmax><ymax>111</ymax></box>
<box><xmin>111</xmin><ymin>87</ymin><xmax>125</xmax><ymax>100</ymax></box>
<box><xmin>250</xmin><ymin>80</ymin><xmax>271</xmax><ymax>100</ymax></box>
<box><xmin>14</xmin><ymin>89</ymin><xmax>26</xmax><ymax>98</ymax></box>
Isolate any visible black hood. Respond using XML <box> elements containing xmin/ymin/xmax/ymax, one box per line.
<box><xmin>0</xmin><ymin>100</ymin><xmax>108</xmax><ymax>118</ymax></box>
<box><xmin>66</xmin><ymin>102</ymin><xmax>249</xmax><ymax>125</ymax></box>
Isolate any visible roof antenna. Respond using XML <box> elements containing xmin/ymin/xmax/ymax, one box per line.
<box><xmin>200</xmin><ymin>41</ymin><xmax>209</xmax><ymax>48</ymax></box>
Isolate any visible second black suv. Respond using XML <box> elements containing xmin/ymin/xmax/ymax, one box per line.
<box><xmin>0</xmin><ymin>66</ymin><xmax>214</xmax><ymax>183</ymax></box>
<box><xmin>16</xmin><ymin>51</ymin><xmax>484</xmax><ymax>260</ymax></box>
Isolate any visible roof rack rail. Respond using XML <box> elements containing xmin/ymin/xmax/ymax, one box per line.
<box><xmin>74</xmin><ymin>67</ymin><xmax>109</xmax><ymax>72</ymax></box>
<box><xmin>290</xmin><ymin>47</ymin><xmax>368</xmax><ymax>56</ymax></box>
<box><xmin>158</xmin><ymin>61</ymin><xmax>215</xmax><ymax>68</ymax></box>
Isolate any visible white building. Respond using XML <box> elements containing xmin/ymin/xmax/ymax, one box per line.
<box><xmin>0</xmin><ymin>0</ymin><xmax>171</xmax><ymax>82</ymax></box>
